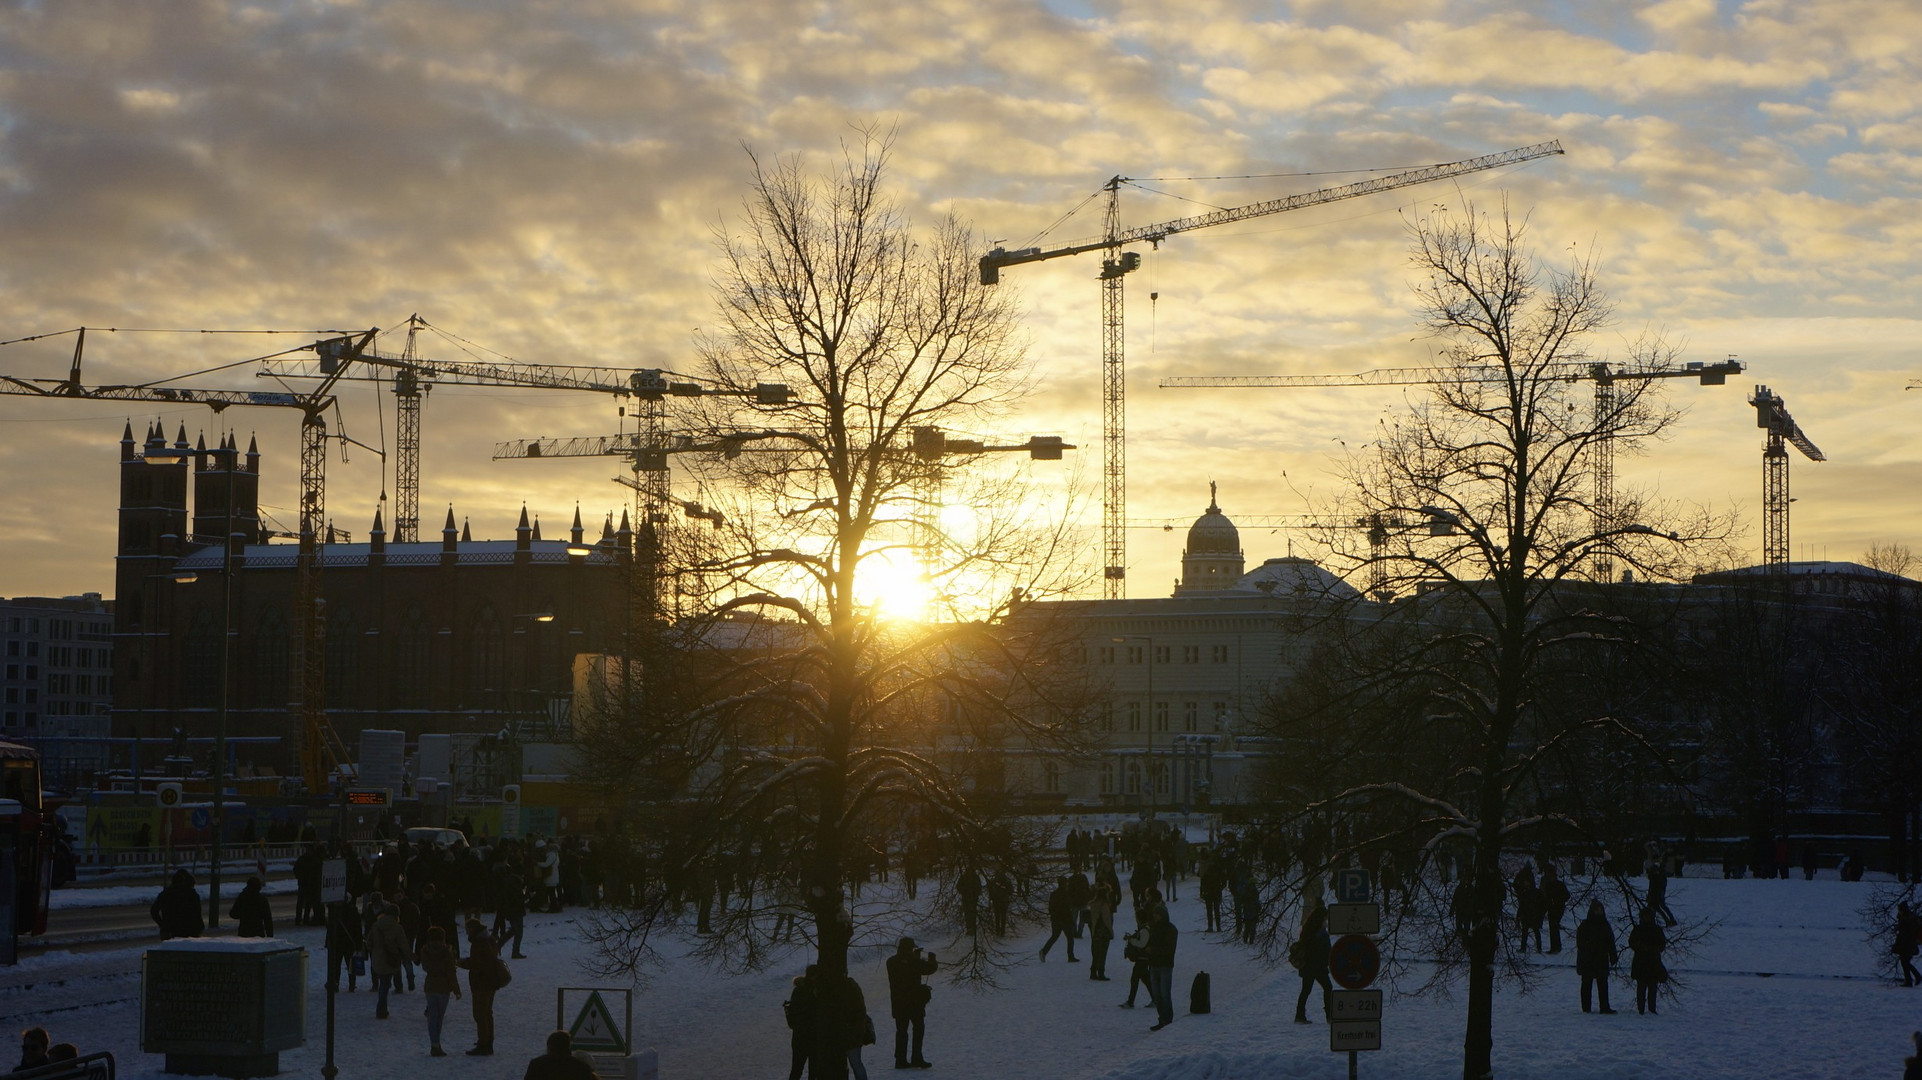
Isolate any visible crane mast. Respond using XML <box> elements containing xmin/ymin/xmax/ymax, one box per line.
<box><xmin>1750</xmin><ymin>385</ymin><xmax>1825</xmax><ymax>569</ymax></box>
<box><xmin>983</xmin><ymin>140</ymin><xmax>1564</xmax><ymax>598</ymax></box>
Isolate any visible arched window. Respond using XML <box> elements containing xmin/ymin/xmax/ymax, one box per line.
<box><xmin>184</xmin><ymin>608</ymin><xmax>219</xmax><ymax>706</ymax></box>
<box><xmin>1125</xmin><ymin>760</ymin><xmax>1142</xmax><ymax>795</ymax></box>
<box><xmin>250</xmin><ymin>609</ymin><xmax>287</xmax><ymax>707</ymax></box>
<box><xmin>325</xmin><ymin>607</ymin><xmax>356</xmax><ymax>707</ymax></box>
<box><xmin>469</xmin><ymin>605</ymin><xmax>504</xmax><ymax>703</ymax></box>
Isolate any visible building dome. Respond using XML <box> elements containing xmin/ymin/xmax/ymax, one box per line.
<box><xmin>1175</xmin><ymin>483</ymin><xmax>1245</xmax><ymax>595</ymax></box>
<box><xmin>1233</xmin><ymin>556</ymin><xmax>1362</xmax><ymax>602</ymax></box>
<box><xmin>1186</xmin><ymin>485</ymin><xmax>1240</xmax><ymax>555</ymax></box>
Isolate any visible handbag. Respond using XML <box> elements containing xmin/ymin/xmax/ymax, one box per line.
<box><xmin>494</xmin><ymin>956</ymin><xmax>514</xmax><ymax>987</ymax></box>
<box><xmin>350</xmin><ymin>951</ymin><xmax>367</xmax><ymax>977</ymax></box>
<box><xmin>918</xmin><ymin>983</ymin><xmax>931</xmax><ymax>1006</ymax></box>
<box><xmin>863</xmin><ymin>1014</ymin><xmax>877</xmax><ymax>1046</ymax></box>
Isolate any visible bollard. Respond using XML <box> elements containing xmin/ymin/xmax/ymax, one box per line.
<box><xmin>622</xmin><ymin>1048</ymin><xmax>659</xmax><ymax>1080</ymax></box>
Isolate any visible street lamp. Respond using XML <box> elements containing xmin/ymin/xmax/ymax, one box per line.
<box><xmin>151</xmin><ymin>441</ymin><xmax>238</xmax><ymax>931</ymax></box>
<box><xmin>1112</xmin><ymin>634</ymin><xmax>1155</xmax><ymax>811</ymax></box>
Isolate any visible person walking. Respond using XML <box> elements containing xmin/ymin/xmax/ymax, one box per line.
<box><xmin>1512</xmin><ymin>862</ymin><xmax>1543</xmax><ymax>952</ymax></box>
<box><xmin>458</xmin><ymin>918</ymin><xmax>508</xmax><ymax>1056</ymax></box>
<box><xmin>1039</xmin><ymin>878</ymin><xmax>1077</xmax><ymax>962</ymax></box>
<box><xmin>1087</xmin><ymin>882</ymin><xmax>1116</xmax><ymax>981</ymax></box>
<box><xmin>1646</xmin><ymin>858</ymin><xmax>1677</xmax><ymax>927</ymax></box>
<box><xmin>1540</xmin><ymin>863</ymin><xmax>1571</xmax><ymax>954</ymax></box>
<box><xmin>1292</xmin><ymin>900</ymin><xmax>1332</xmax><ymax>1024</ymax></box>
<box><xmin>784</xmin><ymin>967</ymin><xmax>818</xmax><ymax>1080</ymax></box>
<box><xmin>1199</xmin><ymin>854</ymin><xmax>1226</xmax><ymax>933</ymax></box>
<box><xmin>1895</xmin><ymin>902</ymin><xmax>1922</xmax><ymax>987</ymax></box>
<box><xmin>150</xmin><ymin>868</ymin><xmax>204</xmax><ymax>940</ymax></box>
<box><xmin>1627</xmin><ymin>907</ymin><xmax>1668</xmax><ymax>1015</ymax></box>
<box><xmin>1144</xmin><ymin>904</ymin><xmax>1179</xmax><ymax>1031</ymax></box>
<box><xmin>1575</xmin><ymin>899</ymin><xmax>1619</xmax><ymax>1014</ymax></box>
<box><xmin>886</xmin><ymin>937</ymin><xmax>936</xmax><ymax>1070</ymax></box>
<box><xmin>229</xmin><ymin>875</ymin><xmax>274</xmax><ymax>938</ymax></box>
<box><xmin>418</xmin><ymin>925</ymin><xmax>461</xmax><ymax>1056</ymax></box>
<box><xmin>820</xmin><ymin>969</ymin><xmax>873</xmax><ymax>1080</ymax></box>
<box><xmin>493</xmin><ymin>862</ymin><xmax>528</xmax><ymax>959</ymax></box>
<box><xmin>367</xmin><ymin>902</ymin><xmax>411</xmax><ymax>1020</ymax></box>
<box><xmin>294</xmin><ymin>842</ymin><xmax>325</xmax><ymax>926</ymax></box>
<box><xmin>325</xmin><ymin>897</ymin><xmax>364</xmax><ymax>992</ymax></box>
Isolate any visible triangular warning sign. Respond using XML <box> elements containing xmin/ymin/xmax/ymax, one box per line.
<box><xmin>570</xmin><ymin>990</ymin><xmax>627</xmax><ymax>1053</ymax></box>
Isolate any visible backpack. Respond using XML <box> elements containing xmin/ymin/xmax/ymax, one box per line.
<box><xmin>783</xmin><ymin>999</ymin><xmax>798</xmax><ymax>1030</ymax></box>
<box><xmin>1189</xmin><ymin>971</ymin><xmax>1211</xmax><ymax>1014</ymax></box>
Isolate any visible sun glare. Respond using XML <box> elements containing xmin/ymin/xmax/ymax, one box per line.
<box><xmin>857</xmin><ymin>551</ymin><xmax>935</xmax><ymax>622</ymax></box>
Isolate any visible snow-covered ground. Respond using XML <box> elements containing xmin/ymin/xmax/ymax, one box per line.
<box><xmin>48</xmin><ymin>876</ymin><xmax>298</xmax><ymax>911</ymax></box>
<box><xmin>5</xmin><ymin>875</ymin><xmax>1916</xmax><ymax>1078</ymax></box>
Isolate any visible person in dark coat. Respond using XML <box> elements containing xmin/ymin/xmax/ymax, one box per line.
<box><xmin>420</xmin><ymin>883</ymin><xmax>461</xmax><ymax>960</ymax></box>
<box><xmin>1627</xmin><ymin>907</ymin><xmax>1668</xmax><ymax>1015</ymax></box>
<box><xmin>1145</xmin><ymin>904</ymin><xmax>1179</xmax><ymax>1031</ymax></box>
<box><xmin>1199</xmin><ymin>855</ymin><xmax>1226</xmax><ymax>932</ymax></box>
<box><xmin>325</xmin><ymin>898</ymin><xmax>364</xmax><ymax>992</ymax></box>
<box><xmin>1575</xmin><ymin>899</ymin><xmax>1619</xmax><ymax>1013</ymax></box>
<box><xmin>814</xmin><ymin>970</ymin><xmax>872</xmax><ymax>1080</ymax></box>
<box><xmin>294</xmin><ymin>843</ymin><xmax>325</xmax><ymax>926</ymax></box>
<box><xmin>419</xmin><ymin>925</ymin><xmax>461</xmax><ymax>1057</ymax></box>
<box><xmin>1293</xmin><ymin>900</ymin><xmax>1332</xmax><ymax>1023</ymax></box>
<box><xmin>16</xmin><ymin>1026</ymin><xmax>50</xmax><ymax>1072</ymax></box>
<box><xmin>457</xmin><ymin>918</ymin><xmax>506</xmax><ymax>1056</ymax></box>
<box><xmin>1540</xmin><ymin>863</ymin><xmax>1571</xmax><ymax>954</ymax></box>
<box><xmin>1646</xmin><ymin>859</ymin><xmax>1676</xmax><ymax>927</ymax></box>
<box><xmin>1038</xmin><ymin>878</ymin><xmax>1077</xmax><ymax>962</ymax></box>
<box><xmin>784</xmin><ymin>967</ymin><xmax>818</xmax><ymax>1080</ymax></box>
<box><xmin>1512</xmin><ymin>863</ymin><xmax>1543</xmax><ymax>952</ymax></box>
<box><xmin>522</xmin><ymin>1030</ymin><xmax>596</xmax><ymax>1080</ymax></box>
<box><xmin>492</xmin><ymin>863</ymin><xmax>527</xmax><ymax>959</ymax></box>
<box><xmin>228</xmin><ymin>875</ymin><xmax>274</xmax><ymax>938</ymax></box>
<box><xmin>885</xmin><ymin>936</ymin><xmax>936</xmax><ymax>1070</ymax></box>
<box><xmin>150</xmin><ymin>868</ymin><xmax>204</xmax><ymax>940</ymax></box>
<box><xmin>1088</xmin><ymin>881</ymin><xmax>1116</xmax><ymax>981</ymax></box>
<box><xmin>1895</xmin><ymin>902</ymin><xmax>1922</xmax><ymax>987</ymax></box>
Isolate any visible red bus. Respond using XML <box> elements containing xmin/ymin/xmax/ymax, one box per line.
<box><xmin>0</xmin><ymin>738</ymin><xmax>53</xmax><ymax>938</ymax></box>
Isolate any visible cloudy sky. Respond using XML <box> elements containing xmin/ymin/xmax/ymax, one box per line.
<box><xmin>2</xmin><ymin>0</ymin><xmax>1919</xmax><ymax>601</ymax></box>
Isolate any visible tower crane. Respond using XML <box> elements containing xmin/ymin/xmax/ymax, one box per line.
<box><xmin>981</xmin><ymin>140</ymin><xmax>1565</xmax><ymax>599</ymax></box>
<box><xmin>1163</xmin><ymin>357</ymin><xmax>1744</xmax><ymax>579</ymax></box>
<box><xmin>1750</xmin><ymin>385</ymin><xmax>1825</xmax><ymax>568</ymax></box>
<box><xmin>267</xmin><ymin>314</ymin><xmax>790</xmax><ymax>542</ymax></box>
<box><xmin>2</xmin><ymin>326</ymin><xmax>379</xmax><ymax>793</ymax></box>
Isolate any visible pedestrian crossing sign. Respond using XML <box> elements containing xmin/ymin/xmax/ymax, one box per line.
<box><xmin>570</xmin><ymin>990</ymin><xmax>627</xmax><ymax>1054</ymax></box>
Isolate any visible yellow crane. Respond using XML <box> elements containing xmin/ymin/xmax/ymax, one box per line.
<box><xmin>981</xmin><ymin>141</ymin><xmax>1565</xmax><ymax>598</ymax></box>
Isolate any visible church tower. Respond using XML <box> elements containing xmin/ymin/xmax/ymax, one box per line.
<box><xmin>1174</xmin><ymin>483</ymin><xmax>1244</xmax><ymax>595</ymax></box>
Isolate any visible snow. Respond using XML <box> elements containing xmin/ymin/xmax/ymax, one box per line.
<box><xmin>147</xmin><ymin>937</ymin><xmax>303</xmax><ymax>954</ymax></box>
<box><xmin>5</xmin><ymin>875</ymin><xmax>1919</xmax><ymax>1079</ymax></box>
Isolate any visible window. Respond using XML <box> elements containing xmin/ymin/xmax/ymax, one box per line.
<box><xmin>1098</xmin><ymin>645</ymin><xmax>1114</xmax><ymax>665</ymax></box>
<box><xmin>469</xmin><ymin>606</ymin><xmax>505</xmax><ymax>703</ymax></box>
<box><xmin>1154</xmin><ymin>645</ymin><xmax>1170</xmax><ymax>664</ymax></box>
<box><xmin>395</xmin><ymin>609</ymin><xmax>430</xmax><ymax>709</ymax></box>
<box><xmin>185</xmin><ymin>610</ymin><xmax>220</xmax><ymax>706</ymax></box>
<box><xmin>1127</xmin><ymin>701</ymin><xmax>1141</xmax><ymax>732</ymax></box>
<box><xmin>1213</xmin><ymin>702</ymin><xmax>1227</xmax><ymax>732</ymax></box>
<box><xmin>3</xmin><ymin>689</ymin><xmax>14</xmax><ymax>704</ymax></box>
<box><xmin>1183</xmin><ymin>701</ymin><xmax>1198</xmax><ymax>733</ymax></box>
<box><xmin>1100</xmin><ymin>761</ymin><xmax>1115</xmax><ymax>795</ymax></box>
<box><xmin>4</xmin><ymin>665</ymin><xmax>14</xmax><ymax>680</ymax></box>
<box><xmin>23</xmin><ymin>665</ymin><xmax>35</xmax><ymax>679</ymax></box>
<box><xmin>1126</xmin><ymin>645</ymin><xmax>1144</xmax><ymax>665</ymax></box>
<box><xmin>326</xmin><ymin>609</ymin><xmax>358</xmax><ymax>706</ymax></box>
<box><xmin>4</xmin><ymin>642</ymin><xmax>15</xmax><ymax>657</ymax></box>
<box><xmin>250</xmin><ymin>610</ymin><xmax>288</xmax><ymax>707</ymax></box>
<box><xmin>1154</xmin><ymin>701</ymin><xmax>1169</xmax><ymax>732</ymax></box>
<box><xmin>1152</xmin><ymin>762</ymin><xmax>1170</xmax><ymax>796</ymax></box>
<box><xmin>1043</xmin><ymin>762</ymin><xmax>1061</xmax><ymax>794</ymax></box>
<box><xmin>1098</xmin><ymin>702</ymin><xmax>1114</xmax><ymax>733</ymax></box>
<box><xmin>1183</xmin><ymin>645</ymin><xmax>1199</xmax><ymax>663</ymax></box>
<box><xmin>1211</xmin><ymin>644</ymin><xmax>1229</xmax><ymax>663</ymax></box>
<box><xmin>1125</xmin><ymin>760</ymin><xmax>1142</xmax><ymax>795</ymax></box>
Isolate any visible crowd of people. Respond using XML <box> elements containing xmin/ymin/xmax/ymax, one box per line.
<box><xmin>12</xmin><ymin>1028</ymin><xmax>81</xmax><ymax>1074</ymax></box>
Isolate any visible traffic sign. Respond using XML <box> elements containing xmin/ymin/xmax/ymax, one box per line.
<box><xmin>1330</xmin><ymin>1020</ymin><xmax>1381</xmax><ymax>1052</ymax></box>
<box><xmin>1327</xmin><ymin>989</ymin><xmax>1382</xmax><ymax>1023</ymax></box>
<box><xmin>1327</xmin><ymin>902</ymin><xmax>1380</xmax><ymax>935</ymax></box>
<box><xmin>1329</xmin><ymin>934</ymin><xmax>1380</xmax><ymax>990</ymax></box>
<box><xmin>1334</xmin><ymin>868</ymin><xmax>1373</xmax><ymax>903</ymax></box>
<box><xmin>568</xmin><ymin>990</ymin><xmax>627</xmax><ymax>1053</ymax></box>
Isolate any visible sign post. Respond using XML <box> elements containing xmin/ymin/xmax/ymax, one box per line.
<box><xmin>558</xmin><ymin>987</ymin><xmax>633</xmax><ymax>1064</ymax></box>
<box><xmin>1328</xmin><ymin>869</ymin><xmax>1382</xmax><ymax>1079</ymax></box>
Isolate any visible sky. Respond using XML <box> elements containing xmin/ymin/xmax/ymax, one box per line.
<box><xmin>2</xmin><ymin>0</ymin><xmax>1919</xmax><ymax>601</ymax></box>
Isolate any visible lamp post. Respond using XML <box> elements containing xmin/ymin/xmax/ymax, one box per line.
<box><xmin>155</xmin><ymin>441</ymin><xmax>238</xmax><ymax>931</ymax></box>
<box><xmin>1112</xmin><ymin>634</ymin><xmax>1155</xmax><ymax>812</ymax></box>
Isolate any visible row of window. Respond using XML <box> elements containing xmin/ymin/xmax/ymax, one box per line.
<box><xmin>4</xmin><ymin>665</ymin><xmax>35</xmax><ymax>681</ymax></box>
<box><xmin>46</xmin><ymin>646</ymin><xmax>107</xmax><ymax>668</ymax></box>
<box><xmin>1086</xmin><ymin>643</ymin><xmax>1232</xmax><ymax>665</ymax></box>
<box><xmin>1097</xmin><ymin>760</ymin><xmax>1172</xmax><ymax>796</ymax></box>
<box><xmin>3</xmin><ymin>617</ymin><xmax>109</xmax><ymax>639</ymax></box>
<box><xmin>1</xmin><ymin>711</ymin><xmax>35</xmax><ymax>727</ymax></box>
<box><xmin>44</xmin><ymin>673</ymin><xmax>103</xmax><ymax>695</ymax></box>
<box><xmin>1096</xmin><ymin>700</ymin><xmax>1228</xmax><ymax>734</ymax></box>
<box><xmin>5</xmin><ymin>641</ymin><xmax>39</xmax><ymax>658</ymax></box>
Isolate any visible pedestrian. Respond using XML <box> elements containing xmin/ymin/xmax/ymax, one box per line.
<box><xmin>458</xmin><ymin>918</ymin><xmax>510</xmax><ymax>1056</ymax></box>
<box><xmin>1646</xmin><ymin>858</ymin><xmax>1676</xmax><ymax>927</ymax></box>
<box><xmin>1512</xmin><ymin>862</ymin><xmax>1543</xmax><ymax>952</ymax></box>
<box><xmin>493</xmin><ymin>862</ymin><xmax>528</xmax><ymax>959</ymax></box>
<box><xmin>523</xmin><ymin>1030</ymin><xmax>597</xmax><ymax>1080</ymax></box>
<box><xmin>15</xmin><ymin>1027</ymin><xmax>49</xmax><ymax>1072</ymax></box>
<box><xmin>1575</xmin><ymin>899</ymin><xmax>1618</xmax><ymax>1014</ymax></box>
<box><xmin>228</xmin><ymin>875</ymin><xmax>274</xmax><ymax>938</ymax></box>
<box><xmin>325</xmin><ymin>898</ymin><xmax>364</xmax><ymax>992</ymax></box>
<box><xmin>1540</xmin><ymin>863</ymin><xmax>1570</xmax><ymax>954</ymax></box>
<box><xmin>1145</xmin><ymin>903</ymin><xmax>1179</xmax><ymax>1031</ymax></box>
<box><xmin>1904</xmin><ymin>1031</ymin><xmax>1922</xmax><ymax>1080</ymax></box>
<box><xmin>784</xmin><ymin>967</ymin><xmax>818</xmax><ymax>1080</ymax></box>
<box><xmin>1894</xmin><ymin>902</ymin><xmax>1922</xmax><ymax>987</ymax></box>
<box><xmin>1292</xmin><ymin>900</ymin><xmax>1332</xmax><ymax>1024</ymax></box>
<box><xmin>1088</xmin><ymin>881</ymin><xmax>1116</xmax><ymax>981</ymax></box>
<box><xmin>1199</xmin><ymin>854</ymin><xmax>1225</xmax><ymax>933</ymax></box>
<box><xmin>1627</xmin><ymin>907</ymin><xmax>1668</xmax><ymax>1015</ymax></box>
<box><xmin>150</xmin><ymin>868</ymin><xmax>204</xmax><ymax>940</ymax></box>
<box><xmin>1118</xmin><ymin>924</ymin><xmax>1150</xmax><ymax>1008</ymax></box>
<box><xmin>818</xmin><ymin>968</ymin><xmax>873</xmax><ymax>1080</ymax></box>
<box><xmin>957</xmin><ymin>867</ymin><xmax>981</xmax><ymax>938</ymax></box>
<box><xmin>885</xmin><ymin>937</ymin><xmax>936</xmax><ymax>1070</ymax></box>
<box><xmin>1038</xmin><ymin>878</ymin><xmax>1077</xmax><ymax>962</ymax></box>
<box><xmin>420</xmin><ymin>883</ymin><xmax>461</xmax><ymax>960</ymax></box>
<box><xmin>419</xmin><ymin>925</ymin><xmax>461</xmax><ymax>1057</ymax></box>
<box><xmin>294</xmin><ymin>842</ymin><xmax>325</xmax><ymax>926</ymax></box>
<box><xmin>367</xmin><ymin>902</ymin><xmax>411</xmax><ymax>1020</ymax></box>
<box><xmin>987</xmin><ymin>871</ymin><xmax>1012</xmax><ymax>937</ymax></box>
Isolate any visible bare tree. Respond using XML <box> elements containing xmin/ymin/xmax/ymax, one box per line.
<box><xmin>576</xmin><ymin>134</ymin><xmax>1093</xmax><ymax>1000</ymax></box>
<box><xmin>1260</xmin><ymin>200</ymin><xmax>1729</xmax><ymax>1080</ymax></box>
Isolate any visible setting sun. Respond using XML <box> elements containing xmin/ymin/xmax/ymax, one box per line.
<box><xmin>855</xmin><ymin>549</ymin><xmax>935</xmax><ymax>622</ymax></box>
